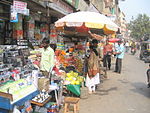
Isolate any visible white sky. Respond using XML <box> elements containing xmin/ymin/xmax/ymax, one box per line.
<box><xmin>119</xmin><ymin>0</ymin><xmax>150</xmax><ymax>22</ymax></box>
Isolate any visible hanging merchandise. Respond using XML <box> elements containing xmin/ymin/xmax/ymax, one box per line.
<box><xmin>27</xmin><ymin>16</ymin><xmax>35</xmax><ymax>39</ymax></box>
<box><xmin>50</xmin><ymin>24</ymin><xmax>58</xmax><ymax>43</ymax></box>
<box><xmin>40</xmin><ymin>23</ymin><xmax>49</xmax><ymax>40</ymax></box>
<box><xmin>34</xmin><ymin>22</ymin><xmax>42</xmax><ymax>40</ymax></box>
<box><xmin>12</xmin><ymin>15</ymin><xmax>23</xmax><ymax>39</ymax></box>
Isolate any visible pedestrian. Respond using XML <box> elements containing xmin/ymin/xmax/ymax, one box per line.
<box><xmin>86</xmin><ymin>44</ymin><xmax>100</xmax><ymax>94</ymax></box>
<box><xmin>136</xmin><ymin>42</ymin><xmax>140</xmax><ymax>50</ymax></box>
<box><xmin>103</xmin><ymin>40</ymin><xmax>113</xmax><ymax>70</ymax></box>
<box><xmin>146</xmin><ymin>64</ymin><xmax>150</xmax><ymax>88</ymax></box>
<box><xmin>114</xmin><ymin>40</ymin><xmax>125</xmax><ymax>74</ymax></box>
<box><xmin>130</xmin><ymin>41</ymin><xmax>136</xmax><ymax>50</ymax></box>
<box><xmin>125</xmin><ymin>41</ymin><xmax>130</xmax><ymax>53</ymax></box>
<box><xmin>92</xmin><ymin>39</ymin><xmax>100</xmax><ymax>56</ymax></box>
<box><xmin>39</xmin><ymin>38</ymin><xmax>55</xmax><ymax>78</ymax></box>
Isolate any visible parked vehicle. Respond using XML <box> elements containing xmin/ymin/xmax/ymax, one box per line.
<box><xmin>131</xmin><ymin>48</ymin><xmax>136</xmax><ymax>55</ymax></box>
<box><xmin>139</xmin><ymin>41</ymin><xmax>150</xmax><ymax>63</ymax></box>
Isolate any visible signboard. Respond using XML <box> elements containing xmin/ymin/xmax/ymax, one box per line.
<box><xmin>10</xmin><ymin>11</ymin><xmax>18</xmax><ymax>23</ymax></box>
<box><xmin>11</xmin><ymin>5</ymin><xmax>29</xmax><ymax>16</ymax></box>
<box><xmin>12</xmin><ymin>1</ymin><xmax>29</xmax><ymax>15</ymax></box>
<box><xmin>48</xmin><ymin>0</ymin><xmax>73</xmax><ymax>15</ymax></box>
<box><xmin>13</xmin><ymin>0</ymin><xmax>27</xmax><ymax>10</ymax></box>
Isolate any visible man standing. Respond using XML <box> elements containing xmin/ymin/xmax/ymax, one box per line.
<box><xmin>40</xmin><ymin>38</ymin><xmax>55</xmax><ymax>78</ymax></box>
<box><xmin>146</xmin><ymin>64</ymin><xmax>150</xmax><ymax>88</ymax></box>
<box><xmin>103</xmin><ymin>40</ymin><xmax>113</xmax><ymax>70</ymax></box>
<box><xmin>114</xmin><ymin>40</ymin><xmax>125</xmax><ymax>74</ymax></box>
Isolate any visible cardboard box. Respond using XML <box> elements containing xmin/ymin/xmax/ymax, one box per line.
<box><xmin>38</xmin><ymin>78</ymin><xmax>49</xmax><ymax>91</ymax></box>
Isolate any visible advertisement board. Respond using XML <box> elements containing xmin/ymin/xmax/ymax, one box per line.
<box><xmin>13</xmin><ymin>0</ymin><xmax>27</xmax><ymax>10</ymax></box>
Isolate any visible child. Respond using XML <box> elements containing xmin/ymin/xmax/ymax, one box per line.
<box><xmin>146</xmin><ymin>64</ymin><xmax>150</xmax><ymax>88</ymax></box>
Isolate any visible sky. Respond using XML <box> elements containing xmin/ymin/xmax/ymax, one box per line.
<box><xmin>119</xmin><ymin>0</ymin><xmax>150</xmax><ymax>22</ymax></box>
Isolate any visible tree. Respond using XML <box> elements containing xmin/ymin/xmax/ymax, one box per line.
<box><xmin>128</xmin><ymin>14</ymin><xmax>150</xmax><ymax>40</ymax></box>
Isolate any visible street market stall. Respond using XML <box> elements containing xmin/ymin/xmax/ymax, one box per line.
<box><xmin>0</xmin><ymin>11</ymin><xmax>120</xmax><ymax>113</ymax></box>
<box><xmin>54</xmin><ymin>11</ymin><xmax>119</xmax><ymax>99</ymax></box>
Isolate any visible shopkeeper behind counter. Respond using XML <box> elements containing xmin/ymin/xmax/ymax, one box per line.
<box><xmin>38</xmin><ymin>38</ymin><xmax>55</xmax><ymax>78</ymax></box>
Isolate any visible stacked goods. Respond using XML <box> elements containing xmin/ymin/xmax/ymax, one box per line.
<box><xmin>38</xmin><ymin>78</ymin><xmax>49</xmax><ymax>91</ymax></box>
<box><xmin>46</xmin><ymin>102</ymin><xmax>58</xmax><ymax>113</ymax></box>
<box><xmin>32</xmin><ymin>90</ymin><xmax>50</xmax><ymax>103</ymax></box>
<box><xmin>0</xmin><ymin>79</ymin><xmax>37</xmax><ymax>101</ymax></box>
<box><xmin>55</xmin><ymin>50</ymin><xmax>68</xmax><ymax>67</ymax></box>
<box><xmin>74</xmin><ymin>57</ymin><xmax>83</xmax><ymax>73</ymax></box>
<box><xmin>66</xmin><ymin>56</ymin><xmax>75</xmax><ymax>66</ymax></box>
<box><xmin>64</xmin><ymin>71</ymin><xmax>83</xmax><ymax>85</ymax></box>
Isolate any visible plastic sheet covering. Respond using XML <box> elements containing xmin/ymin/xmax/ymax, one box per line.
<box><xmin>66</xmin><ymin>84</ymin><xmax>81</xmax><ymax>96</ymax></box>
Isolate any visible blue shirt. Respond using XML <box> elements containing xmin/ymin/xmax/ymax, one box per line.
<box><xmin>116</xmin><ymin>44</ymin><xmax>125</xmax><ymax>59</ymax></box>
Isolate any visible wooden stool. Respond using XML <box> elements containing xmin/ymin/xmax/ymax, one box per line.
<box><xmin>64</xmin><ymin>97</ymin><xmax>80</xmax><ymax>113</ymax></box>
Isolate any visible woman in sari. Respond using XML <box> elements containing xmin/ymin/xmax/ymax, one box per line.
<box><xmin>86</xmin><ymin>44</ymin><xmax>100</xmax><ymax>94</ymax></box>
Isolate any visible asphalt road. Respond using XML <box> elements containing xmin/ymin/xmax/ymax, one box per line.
<box><xmin>80</xmin><ymin>51</ymin><xmax>150</xmax><ymax>113</ymax></box>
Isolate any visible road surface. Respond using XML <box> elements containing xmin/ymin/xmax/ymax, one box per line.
<box><xmin>80</xmin><ymin>52</ymin><xmax>150</xmax><ymax>113</ymax></box>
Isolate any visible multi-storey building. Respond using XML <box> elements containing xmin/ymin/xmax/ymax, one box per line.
<box><xmin>0</xmin><ymin>0</ymin><xmax>127</xmax><ymax>44</ymax></box>
<box><xmin>0</xmin><ymin>0</ymin><xmax>78</xmax><ymax>44</ymax></box>
<box><xmin>119</xmin><ymin>11</ymin><xmax>128</xmax><ymax>39</ymax></box>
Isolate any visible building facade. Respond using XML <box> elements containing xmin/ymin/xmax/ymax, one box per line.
<box><xmin>0</xmin><ymin>0</ymin><xmax>77</xmax><ymax>45</ymax></box>
<box><xmin>0</xmin><ymin>0</ymin><xmax>127</xmax><ymax>44</ymax></box>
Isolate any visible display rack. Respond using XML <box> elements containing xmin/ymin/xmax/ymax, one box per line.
<box><xmin>0</xmin><ymin>90</ymin><xmax>38</xmax><ymax>110</ymax></box>
<box><xmin>0</xmin><ymin>79</ymin><xmax>39</xmax><ymax>111</ymax></box>
<box><xmin>30</xmin><ymin>96</ymin><xmax>51</xmax><ymax>107</ymax></box>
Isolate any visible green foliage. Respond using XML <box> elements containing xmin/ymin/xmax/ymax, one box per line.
<box><xmin>128</xmin><ymin>14</ymin><xmax>150</xmax><ymax>40</ymax></box>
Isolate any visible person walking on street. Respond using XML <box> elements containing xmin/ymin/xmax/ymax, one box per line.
<box><xmin>125</xmin><ymin>41</ymin><xmax>130</xmax><ymax>53</ymax></box>
<box><xmin>146</xmin><ymin>64</ymin><xmax>150</xmax><ymax>88</ymax></box>
<box><xmin>103</xmin><ymin>40</ymin><xmax>113</xmax><ymax>70</ymax></box>
<box><xmin>40</xmin><ymin>38</ymin><xmax>55</xmax><ymax>78</ymax></box>
<box><xmin>114</xmin><ymin>40</ymin><xmax>125</xmax><ymax>74</ymax></box>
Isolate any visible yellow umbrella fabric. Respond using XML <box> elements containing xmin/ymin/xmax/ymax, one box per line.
<box><xmin>55</xmin><ymin>11</ymin><xmax>119</xmax><ymax>34</ymax></box>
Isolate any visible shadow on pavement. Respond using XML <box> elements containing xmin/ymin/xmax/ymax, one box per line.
<box><xmin>130</xmin><ymin>82</ymin><xmax>150</xmax><ymax>98</ymax></box>
<box><xmin>118</xmin><ymin>79</ymin><xmax>129</xmax><ymax>84</ymax></box>
<box><xmin>95</xmin><ymin>87</ymin><xmax>118</xmax><ymax>96</ymax></box>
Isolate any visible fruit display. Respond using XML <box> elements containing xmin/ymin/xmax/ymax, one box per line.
<box><xmin>64</xmin><ymin>71</ymin><xmax>84</xmax><ymax>85</ymax></box>
<box><xmin>55</xmin><ymin>50</ymin><xmax>68</xmax><ymax>67</ymax></box>
<box><xmin>74</xmin><ymin>57</ymin><xmax>83</xmax><ymax>73</ymax></box>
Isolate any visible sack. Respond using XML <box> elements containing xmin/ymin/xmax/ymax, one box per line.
<box><xmin>38</xmin><ymin>78</ymin><xmax>49</xmax><ymax>91</ymax></box>
<box><xmin>80</xmin><ymin>86</ymin><xmax>88</xmax><ymax>99</ymax></box>
<box><xmin>66</xmin><ymin>84</ymin><xmax>80</xmax><ymax>96</ymax></box>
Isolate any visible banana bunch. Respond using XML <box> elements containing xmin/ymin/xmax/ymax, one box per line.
<box><xmin>65</xmin><ymin>71</ymin><xmax>84</xmax><ymax>85</ymax></box>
